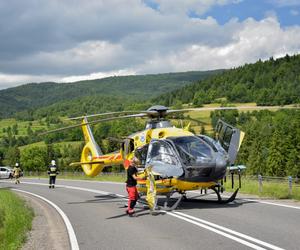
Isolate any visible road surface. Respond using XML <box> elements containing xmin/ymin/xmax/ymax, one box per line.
<box><xmin>1</xmin><ymin>178</ymin><xmax>300</xmax><ymax>250</ymax></box>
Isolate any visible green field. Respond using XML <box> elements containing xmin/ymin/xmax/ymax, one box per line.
<box><xmin>0</xmin><ymin>118</ymin><xmax>48</xmax><ymax>137</ymax></box>
<box><xmin>18</xmin><ymin>140</ymin><xmax>83</xmax><ymax>152</ymax></box>
<box><xmin>224</xmin><ymin>177</ymin><xmax>300</xmax><ymax>201</ymax></box>
<box><xmin>0</xmin><ymin>189</ymin><xmax>34</xmax><ymax>250</ymax></box>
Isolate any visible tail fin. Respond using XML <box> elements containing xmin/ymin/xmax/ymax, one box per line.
<box><xmin>80</xmin><ymin>117</ymin><xmax>104</xmax><ymax>176</ymax></box>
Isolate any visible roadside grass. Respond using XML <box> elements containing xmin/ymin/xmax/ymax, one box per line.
<box><xmin>224</xmin><ymin>177</ymin><xmax>300</xmax><ymax>201</ymax></box>
<box><xmin>0</xmin><ymin>189</ymin><xmax>34</xmax><ymax>250</ymax></box>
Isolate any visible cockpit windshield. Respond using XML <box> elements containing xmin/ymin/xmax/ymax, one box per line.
<box><xmin>169</xmin><ymin>136</ymin><xmax>213</xmax><ymax>166</ymax></box>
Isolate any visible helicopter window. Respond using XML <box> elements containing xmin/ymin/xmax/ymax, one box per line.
<box><xmin>222</xmin><ymin>127</ymin><xmax>233</xmax><ymax>151</ymax></box>
<box><xmin>198</xmin><ymin>135</ymin><xmax>218</xmax><ymax>152</ymax></box>
<box><xmin>134</xmin><ymin>145</ymin><xmax>149</xmax><ymax>166</ymax></box>
<box><xmin>146</xmin><ymin>140</ymin><xmax>183</xmax><ymax>178</ymax></box>
<box><xmin>169</xmin><ymin>136</ymin><xmax>213</xmax><ymax>165</ymax></box>
<box><xmin>122</xmin><ymin>139</ymin><xmax>135</xmax><ymax>159</ymax></box>
<box><xmin>148</xmin><ymin>141</ymin><xmax>178</xmax><ymax>166</ymax></box>
<box><xmin>129</xmin><ymin>140</ymin><xmax>135</xmax><ymax>152</ymax></box>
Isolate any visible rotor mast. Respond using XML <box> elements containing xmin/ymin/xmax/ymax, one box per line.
<box><xmin>145</xmin><ymin>105</ymin><xmax>172</xmax><ymax>129</ymax></box>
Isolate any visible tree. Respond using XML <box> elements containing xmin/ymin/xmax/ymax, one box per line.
<box><xmin>4</xmin><ymin>146</ymin><xmax>20</xmax><ymax>167</ymax></box>
<box><xmin>266</xmin><ymin>129</ymin><xmax>287</xmax><ymax>176</ymax></box>
<box><xmin>20</xmin><ymin>146</ymin><xmax>47</xmax><ymax>171</ymax></box>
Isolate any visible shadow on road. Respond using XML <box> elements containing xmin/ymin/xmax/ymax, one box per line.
<box><xmin>68</xmin><ymin>194</ymin><xmax>124</xmax><ymax>205</ymax></box>
<box><xmin>105</xmin><ymin>208</ymin><xmax>165</xmax><ymax>219</ymax></box>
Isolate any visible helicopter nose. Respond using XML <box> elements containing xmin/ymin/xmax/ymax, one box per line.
<box><xmin>214</xmin><ymin>155</ymin><xmax>227</xmax><ymax>179</ymax></box>
<box><xmin>216</xmin><ymin>155</ymin><xmax>227</xmax><ymax>168</ymax></box>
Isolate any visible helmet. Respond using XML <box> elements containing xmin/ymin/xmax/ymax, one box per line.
<box><xmin>15</xmin><ymin>162</ymin><xmax>19</xmax><ymax>167</ymax></box>
<box><xmin>51</xmin><ymin>160</ymin><xmax>56</xmax><ymax>165</ymax></box>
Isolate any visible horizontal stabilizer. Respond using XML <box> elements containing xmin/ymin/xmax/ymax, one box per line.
<box><xmin>70</xmin><ymin>161</ymin><xmax>105</xmax><ymax>167</ymax></box>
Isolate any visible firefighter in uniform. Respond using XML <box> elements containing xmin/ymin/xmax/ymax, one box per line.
<box><xmin>48</xmin><ymin>160</ymin><xmax>59</xmax><ymax>188</ymax></box>
<box><xmin>126</xmin><ymin>157</ymin><xmax>143</xmax><ymax>216</ymax></box>
<box><xmin>13</xmin><ymin>162</ymin><xmax>22</xmax><ymax>184</ymax></box>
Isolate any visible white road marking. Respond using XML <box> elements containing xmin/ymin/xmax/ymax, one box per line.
<box><xmin>1</xmin><ymin>180</ymin><xmax>285</xmax><ymax>250</ymax></box>
<box><xmin>189</xmin><ymin>190</ymin><xmax>300</xmax><ymax>210</ymax></box>
<box><xmin>167</xmin><ymin>212</ymin><xmax>267</xmax><ymax>250</ymax></box>
<box><xmin>7</xmin><ymin>180</ymin><xmax>126</xmax><ymax>199</ymax></box>
<box><xmin>12</xmin><ymin>189</ymin><xmax>80</xmax><ymax>250</ymax></box>
<box><xmin>241</xmin><ymin>198</ymin><xmax>300</xmax><ymax>210</ymax></box>
<box><xmin>25</xmin><ymin>177</ymin><xmax>125</xmax><ymax>185</ymax></box>
<box><xmin>172</xmin><ymin>211</ymin><xmax>284</xmax><ymax>250</ymax></box>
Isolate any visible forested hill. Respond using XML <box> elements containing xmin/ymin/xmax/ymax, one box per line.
<box><xmin>154</xmin><ymin>54</ymin><xmax>300</xmax><ymax>106</ymax></box>
<box><xmin>0</xmin><ymin>70</ymin><xmax>222</xmax><ymax>118</ymax></box>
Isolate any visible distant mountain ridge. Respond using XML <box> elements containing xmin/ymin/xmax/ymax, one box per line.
<box><xmin>0</xmin><ymin>70</ymin><xmax>222</xmax><ymax>117</ymax></box>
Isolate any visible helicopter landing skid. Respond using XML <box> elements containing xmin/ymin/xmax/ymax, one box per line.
<box><xmin>162</xmin><ymin>194</ymin><xmax>183</xmax><ymax>211</ymax></box>
<box><xmin>211</xmin><ymin>187</ymin><xmax>239</xmax><ymax>204</ymax></box>
<box><xmin>147</xmin><ymin>194</ymin><xmax>184</xmax><ymax>214</ymax></box>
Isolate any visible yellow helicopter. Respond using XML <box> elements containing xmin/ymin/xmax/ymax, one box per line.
<box><xmin>44</xmin><ymin>105</ymin><xmax>245</xmax><ymax>211</ymax></box>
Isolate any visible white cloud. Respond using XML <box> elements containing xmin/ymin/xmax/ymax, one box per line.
<box><xmin>0</xmin><ymin>73</ymin><xmax>61</xmax><ymax>89</ymax></box>
<box><xmin>0</xmin><ymin>0</ymin><xmax>300</xmax><ymax>90</ymax></box>
<box><xmin>135</xmin><ymin>16</ymin><xmax>300</xmax><ymax>72</ymax></box>
<box><xmin>60</xmin><ymin>69</ymin><xmax>137</xmax><ymax>83</ymax></box>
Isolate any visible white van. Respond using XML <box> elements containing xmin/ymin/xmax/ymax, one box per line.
<box><xmin>0</xmin><ymin>166</ymin><xmax>14</xmax><ymax>179</ymax></box>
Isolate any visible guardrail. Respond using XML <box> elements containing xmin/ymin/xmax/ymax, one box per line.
<box><xmin>227</xmin><ymin>174</ymin><xmax>300</xmax><ymax>198</ymax></box>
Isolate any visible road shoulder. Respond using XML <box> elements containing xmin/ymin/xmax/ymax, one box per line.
<box><xmin>15</xmin><ymin>192</ymin><xmax>71</xmax><ymax>250</ymax></box>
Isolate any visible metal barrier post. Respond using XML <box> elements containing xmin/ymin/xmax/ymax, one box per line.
<box><xmin>258</xmin><ymin>175</ymin><xmax>263</xmax><ymax>193</ymax></box>
<box><xmin>288</xmin><ymin>176</ymin><xmax>292</xmax><ymax>196</ymax></box>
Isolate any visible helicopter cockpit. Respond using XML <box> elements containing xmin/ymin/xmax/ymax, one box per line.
<box><xmin>169</xmin><ymin>136</ymin><xmax>213</xmax><ymax>165</ymax></box>
<box><xmin>143</xmin><ymin>135</ymin><xmax>229</xmax><ymax>182</ymax></box>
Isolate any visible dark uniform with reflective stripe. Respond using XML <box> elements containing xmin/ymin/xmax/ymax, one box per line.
<box><xmin>48</xmin><ymin>164</ymin><xmax>59</xmax><ymax>188</ymax></box>
<box><xmin>126</xmin><ymin>165</ymin><xmax>139</xmax><ymax>215</ymax></box>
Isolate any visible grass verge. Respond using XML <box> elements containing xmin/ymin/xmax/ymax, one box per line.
<box><xmin>224</xmin><ymin>177</ymin><xmax>300</xmax><ymax>201</ymax></box>
<box><xmin>0</xmin><ymin>189</ymin><xmax>34</xmax><ymax>250</ymax></box>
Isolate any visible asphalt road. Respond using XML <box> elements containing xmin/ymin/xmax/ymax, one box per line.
<box><xmin>1</xmin><ymin>178</ymin><xmax>300</xmax><ymax>250</ymax></box>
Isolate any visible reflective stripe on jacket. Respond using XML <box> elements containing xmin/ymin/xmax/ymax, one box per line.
<box><xmin>48</xmin><ymin>165</ymin><xmax>58</xmax><ymax>176</ymax></box>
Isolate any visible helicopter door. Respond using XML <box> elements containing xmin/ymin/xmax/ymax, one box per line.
<box><xmin>215</xmin><ymin>120</ymin><xmax>245</xmax><ymax>165</ymax></box>
<box><xmin>145</xmin><ymin>140</ymin><xmax>183</xmax><ymax>178</ymax></box>
<box><xmin>121</xmin><ymin>138</ymin><xmax>135</xmax><ymax>160</ymax></box>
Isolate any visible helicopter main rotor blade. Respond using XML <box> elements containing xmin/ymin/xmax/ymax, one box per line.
<box><xmin>167</xmin><ymin>105</ymin><xmax>298</xmax><ymax>114</ymax></box>
<box><xmin>68</xmin><ymin>110</ymin><xmax>141</xmax><ymax>120</ymax></box>
<box><xmin>39</xmin><ymin>113</ymin><xmax>147</xmax><ymax>135</ymax></box>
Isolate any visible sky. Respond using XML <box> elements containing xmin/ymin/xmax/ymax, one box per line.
<box><xmin>0</xmin><ymin>0</ymin><xmax>300</xmax><ymax>89</ymax></box>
